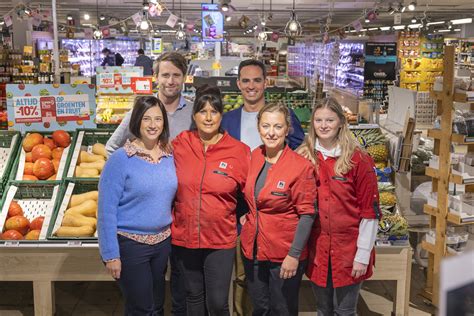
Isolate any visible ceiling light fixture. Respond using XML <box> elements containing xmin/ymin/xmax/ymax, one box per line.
<box><xmin>221</xmin><ymin>3</ymin><xmax>229</xmax><ymax>12</ymax></box>
<box><xmin>258</xmin><ymin>30</ymin><xmax>267</xmax><ymax>41</ymax></box>
<box><xmin>393</xmin><ymin>25</ymin><xmax>406</xmax><ymax>30</ymax></box>
<box><xmin>84</xmin><ymin>13</ymin><xmax>90</xmax><ymax>20</ymax></box>
<box><xmin>225</xmin><ymin>15</ymin><xmax>231</xmax><ymax>22</ymax></box>
<box><xmin>100</xmin><ymin>14</ymin><xmax>105</xmax><ymax>21</ymax></box>
<box><xmin>67</xmin><ymin>14</ymin><xmax>73</xmax><ymax>21</ymax></box>
<box><xmin>450</xmin><ymin>18</ymin><xmax>473</xmax><ymax>25</ymax></box>
<box><xmin>426</xmin><ymin>21</ymin><xmax>444</xmax><ymax>26</ymax></box>
<box><xmin>143</xmin><ymin>1</ymin><xmax>150</xmax><ymax>10</ymax></box>
<box><xmin>388</xmin><ymin>5</ymin><xmax>396</xmax><ymax>15</ymax></box>
<box><xmin>285</xmin><ymin>0</ymin><xmax>302</xmax><ymax>37</ymax></box>
<box><xmin>0</xmin><ymin>21</ymin><xmax>4</xmax><ymax>26</ymax></box>
<box><xmin>411</xmin><ymin>16</ymin><xmax>417</xmax><ymax>23</ymax></box>
<box><xmin>380</xmin><ymin>26</ymin><xmax>391</xmax><ymax>31</ymax></box>
<box><xmin>24</xmin><ymin>7</ymin><xmax>31</xmax><ymax>15</ymax></box>
<box><xmin>408</xmin><ymin>1</ymin><xmax>416</xmax><ymax>11</ymax></box>
<box><xmin>399</xmin><ymin>4</ymin><xmax>406</xmax><ymax>13</ymax></box>
<box><xmin>365</xmin><ymin>18</ymin><xmax>370</xmax><ymax>23</ymax></box>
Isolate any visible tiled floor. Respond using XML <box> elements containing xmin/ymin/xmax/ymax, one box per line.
<box><xmin>0</xmin><ymin>263</ymin><xmax>435</xmax><ymax>316</ymax></box>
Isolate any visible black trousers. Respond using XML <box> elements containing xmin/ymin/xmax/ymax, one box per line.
<box><xmin>174</xmin><ymin>246</ymin><xmax>236</xmax><ymax>316</ymax></box>
<box><xmin>117</xmin><ymin>235</ymin><xmax>171</xmax><ymax>316</ymax></box>
<box><xmin>243</xmin><ymin>257</ymin><xmax>307</xmax><ymax>316</ymax></box>
<box><xmin>154</xmin><ymin>245</ymin><xmax>187</xmax><ymax>315</ymax></box>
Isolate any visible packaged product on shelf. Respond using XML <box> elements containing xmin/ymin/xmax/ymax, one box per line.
<box><xmin>48</xmin><ymin>179</ymin><xmax>99</xmax><ymax>239</ymax></box>
<box><xmin>13</xmin><ymin>130</ymin><xmax>73</xmax><ymax>182</ymax></box>
<box><xmin>0</xmin><ymin>181</ymin><xmax>61</xmax><ymax>241</ymax></box>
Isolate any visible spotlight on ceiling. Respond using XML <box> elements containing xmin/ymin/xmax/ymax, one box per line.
<box><xmin>221</xmin><ymin>4</ymin><xmax>229</xmax><ymax>12</ymax></box>
<box><xmin>143</xmin><ymin>1</ymin><xmax>150</xmax><ymax>10</ymax></box>
<box><xmin>225</xmin><ymin>15</ymin><xmax>232</xmax><ymax>22</ymax></box>
<box><xmin>388</xmin><ymin>5</ymin><xmax>396</xmax><ymax>15</ymax></box>
<box><xmin>100</xmin><ymin>14</ymin><xmax>105</xmax><ymax>21</ymax></box>
<box><xmin>84</xmin><ymin>13</ymin><xmax>90</xmax><ymax>20</ymax></box>
<box><xmin>67</xmin><ymin>14</ymin><xmax>73</xmax><ymax>21</ymax></box>
<box><xmin>411</xmin><ymin>16</ymin><xmax>417</xmax><ymax>23</ymax></box>
<box><xmin>399</xmin><ymin>4</ymin><xmax>406</xmax><ymax>13</ymax></box>
<box><xmin>408</xmin><ymin>1</ymin><xmax>416</xmax><ymax>11</ymax></box>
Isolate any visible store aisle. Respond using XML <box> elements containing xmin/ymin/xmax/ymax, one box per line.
<box><xmin>0</xmin><ymin>263</ymin><xmax>435</xmax><ymax>316</ymax></box>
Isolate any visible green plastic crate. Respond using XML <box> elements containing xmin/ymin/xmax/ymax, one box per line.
<box><xmin>0</xmin><ymin>131</ymin><xmax>21</xmax><ymax>196</ymax></box>
<box><xmin>10</xmin><ymin>131</ymin><xmax>75</xmax><ymax>182</ymax></box>
<box><xmin>65</xmin><ymin>128</ymin><xmax>114</xmax><ymax>180</ymax></box>
<box><xmin>0</xmin><ymin>180</ymin><xmax>62</xmax><ymax>243</ymax></box>
<box><xmin>47</xmin><ymin>178</ymin><xmax>99</xmax><ymax>241</ymax></box>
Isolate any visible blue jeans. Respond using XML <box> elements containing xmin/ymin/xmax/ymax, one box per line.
<box><xmin>117</xmin><ymin>235</ymin><xmax>171</xmax><ymax>316</ymax></box>
<box><xmin>311</xmin><ymin>261</ymin><xmax>362</xmax><ymax>316</ymax></box>
<box><xmin>243</xmin><ymin>257</ymin><xmax>307</xmax><ymax>316</ymax></box>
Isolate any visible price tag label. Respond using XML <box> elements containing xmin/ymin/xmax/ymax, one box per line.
<box><xmin>5</xmin><ymin>241</ymin><xmax>20</xmax><ymax>247</ymax></box>
<box><xmin>67</xmin><ymin>240</ymin><xmax>82</xmax><ymax>247</ymax></box>
<box><xmin>131</xmin><ymin>77</ymin><xmax>153</xmax><ymax>94</ymax></box>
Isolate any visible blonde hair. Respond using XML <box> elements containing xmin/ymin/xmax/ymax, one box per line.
<box><xmin>257</xmin><ymin>101</ymin><xmax>292</xmax><ymax>132</ymax></box>
<box><xmin>305</xmin><ymin>97</ymin><xmax>361</xmax><ymax>176</ymax></box>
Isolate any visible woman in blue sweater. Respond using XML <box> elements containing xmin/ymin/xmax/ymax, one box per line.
<box><xmin>98</xmin><ymin>96</ymin><xmax>177</xmax><ymax>315</ymax></box>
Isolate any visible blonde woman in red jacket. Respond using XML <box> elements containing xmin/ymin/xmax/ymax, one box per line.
<box><xmin>301</xmin><ymin>97</ymin><xmax>380</xmax><ymax>316</ymax></box>
<box><xmin>171</xmin><ymin>85</ymin><xmax>250</xmax><ymax>316</ymax></box>
<box><xmin>240</xmin><ymin>102</ymin><xmax>317</xmax><ymax>316</ymax></box>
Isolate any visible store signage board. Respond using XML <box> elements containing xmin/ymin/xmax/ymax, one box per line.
<box><xmin>6</xmin><ymin>84</ymin><xmax>97</xmax><ymax>132</ymax></box>
<box><xmin>152</xmin><ymin>38</ymin><xmax>163</xmax><ymax>54</ymax></box>
<box><xmin>131</xmin><ymin>77</ymin><xmax>153</xmax><ymax>94</ymax></box>
<box><xmin>201</xmin><ymin>4</ymin><xmax>224</xmax><ymax>42</ymax></box>
<box><xmin>394</xmin><ymin>13</ymin><xmax>402</xmax><ymax>25</ymax></box>
<box><xmin>4</xmin><ymin>15</ymin><xmax>12</xmax><ymax>27</ymax></box>
<box><xmin>96</xmin><ymin>66</ymin><xmax>144</xmax><ymax>94</ymax></box>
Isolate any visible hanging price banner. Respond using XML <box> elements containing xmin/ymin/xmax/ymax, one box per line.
<box><xmin>131</xmin><ymin>77</ymin><xmax>153</xmax><ymax>94</ymax></box>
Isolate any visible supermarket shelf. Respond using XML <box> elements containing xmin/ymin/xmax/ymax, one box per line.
<box><xmin>422</xmin><ymin>240</ymin><xmax>435</xmax><ymax>254</ymax></box>
<box><xmin>423</xmin><ymin>204</ymin><xmax>438</xmax><ymax>216</ymax></box>
<box><xmin>447</xmin><ymin>212</ymin><xmax>474</xmax><ymax>225</ymax></box>
<box><xmin>431</xmin><ymin>90</ymin><xmax>474</xmax><ymax>103</ymax></box>
<box><xmin>427</xmin><ymin>129</ymin><xmax>474</xmax><ymax>144</ymax></box>
<box><xmin>424</xmin><ymin>167</ymin><xmax>474</xmax><ymax>185</ymax></box>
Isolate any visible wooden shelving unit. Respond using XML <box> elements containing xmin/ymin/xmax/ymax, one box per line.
<box><xmin>423</xmin><ymin>45</ymin><xmax>474</xmax><ymax>306</ymax></box>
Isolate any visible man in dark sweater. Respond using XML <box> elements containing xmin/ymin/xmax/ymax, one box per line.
<box><xmin>134</xmin><ymin>49</ymin><xmax>154</xmax><ymax>76</ymax></box>
<box><xmin>101</xmin><ymin>48</ymin><xmax>125</xmax><ymax>66</ymax></box>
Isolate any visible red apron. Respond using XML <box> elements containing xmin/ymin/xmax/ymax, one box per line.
<box><xmin>306</xmin><ymin>150</ymin><xmax>380</xmax><ymax>288</ymax></box>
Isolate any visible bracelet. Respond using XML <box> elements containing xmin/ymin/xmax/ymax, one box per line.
<box><xmin>104</xmin><ymin>258</ymin><xmax>119</xmax><ymax>263</ymax></box>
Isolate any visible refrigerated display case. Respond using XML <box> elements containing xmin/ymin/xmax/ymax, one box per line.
<box><xmin>336</xmin><ymin>42</ymin><xmax>365</xmax><ymax>96</ymax></box>
<box><xmin>61</xmin><ymin>39</ymin><xmax>140</xmax><ymax>77</ymax></box>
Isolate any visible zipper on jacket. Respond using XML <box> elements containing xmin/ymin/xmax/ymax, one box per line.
<box><xmin>198</xmin><ymin>153</ymin><xmax>207</xmax><ymax>248</ymax></box>
<box><xmin>253</xmin><ymin>161</ymin><xmax>267</xmax><ymax>260</ymax></box>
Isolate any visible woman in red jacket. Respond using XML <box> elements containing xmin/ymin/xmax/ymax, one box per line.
<box><xmin>302</xmin><ymin>97</ymin><xmax>380</xmax><ymax>315</ymax></box>
<box><xmin>171</xmin><ymin>85</ymin><xmax>250</xmax><ymax>316</ymax></box>
<box><xmin>240</xmin><ymin>102</ymin><xmax>317</xmax><ymax>316</ymax></box>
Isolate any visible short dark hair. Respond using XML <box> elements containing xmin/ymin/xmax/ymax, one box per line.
<box><xmin>138</xmin><ymin>49</ymin><xmax>145</xmax><ymax>55</ymax></box>
<box><xmin>238</xmin><ymin>59</ymin><xmax>266</xmax><ymax>79</ymax></box>
<box><xmin>129</xmin><ymin>96</ymin><xmax>170</xmax><ymax>146</ymax></box>
<box><xmin>101</xmin><ymin>48</ymin><xmax>111</xmax><ymax>54</ymax></box>
<box><xmin>193</xmin><ymin>84</ymin><xmax>224</xmax><ymax>115</ymax></box>
<box><xmin>153</xmin><ymin>52</ymin><xmax>187</xmax><ymax>76</ymax></box>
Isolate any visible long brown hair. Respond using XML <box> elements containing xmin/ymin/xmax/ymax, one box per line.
<box><xmin>305</xmin><ymin>97</ymin><xmax>360</xmax><ymax>176</ymax></box>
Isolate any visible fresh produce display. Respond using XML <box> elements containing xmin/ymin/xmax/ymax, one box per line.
<box><xmin>17</xmin><ymin>131</ymin><xmax>72</xmax><ymax>181</ymax></box>
<box><xmin>0</xmin><ymin>200</ymin><xmax>45</xmax><ymax>240</ymax></box>
<box><xmin>73</xmin><ymin>143</ymin><xmax>108</xmax><ymax>178</ymax></box>
<box><xmin>0</xmin><ymin>131</ymin><xmax>21</xmax><ymax>196</ymax></box>
<box><xmin>52</xmin><ymin>189</ymin><xmax>99</xmax><ymax>238</ymax></box>
<box><xmin>378</xmin><ymin>213</ymin><xmax>409</xmax><ymax>237</ymax></box>
<box><xmin>367</xmin><ymin>144</ymin><xmax>389</xmax><ymax>162</ymax></box>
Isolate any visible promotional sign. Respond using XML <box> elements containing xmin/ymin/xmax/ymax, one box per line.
<box><xmin>131</xmin><ymin>77</ymin><xmax>153</xmax><ymax>94</ymax></box>
<box><xmin>365</xmin><ymin>42</ymin><xmax>397</xmax><ymax>57</ymax></box>
<box><xmin>152</xmin><ymin>37</ymin><xmax>163</xmax><ymax>54</ymax></box>
<box><xmin>96</xmin><ymin>66</ymin><xmax>144</xmax><ymax>94</ymax></box>
<box><xmin>201</xmin><ymin>4</ymin><xmax>224</xmax><ymax>42</ymax></box>
<box><xmin>6</xmin><ymin>84</ymin><xmax>96</xmax><ymax>132</ymax></box>
<box><xmin>365</xmin><ymin>43</ymin><xmax>397</xmax><ymax>80</ymax></box>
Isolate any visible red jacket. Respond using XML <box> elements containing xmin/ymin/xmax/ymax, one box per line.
<box><xmin>171</xmin><ymin>131</ymin><xmax>250</xmax><ymax>249</ymax></box>
<box><xmin>240</xmin><ymin>145</ymin><xmax>317</xmax><ymax>262</ymax></box>
<box><xmin>306</xmin><ymin>150</ymin><xmax>380</xmax><ymax>288</ymax></box>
